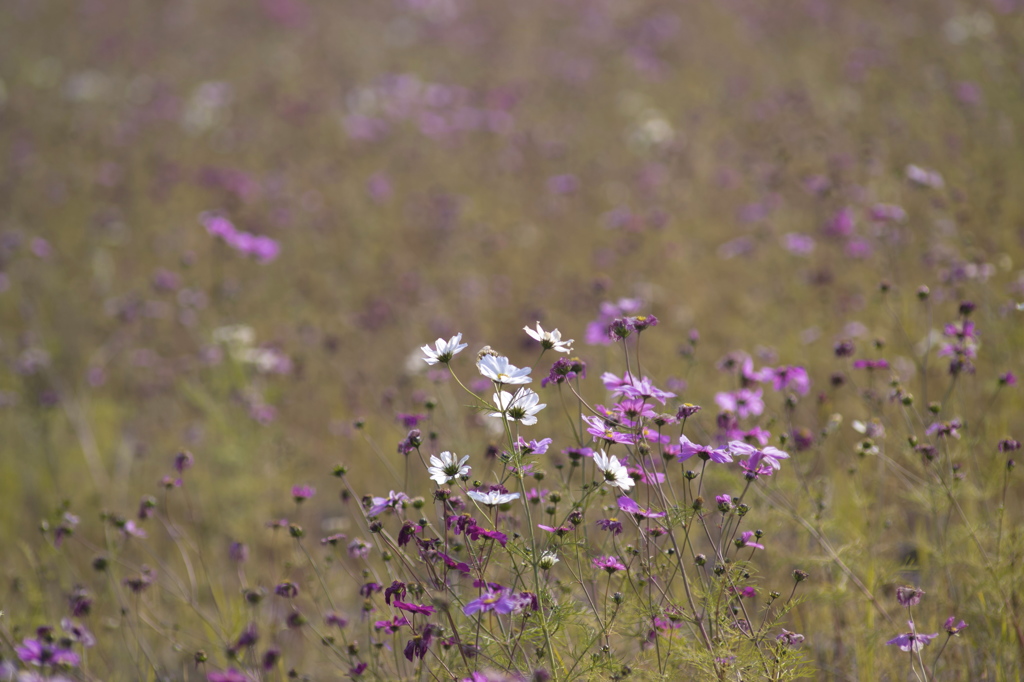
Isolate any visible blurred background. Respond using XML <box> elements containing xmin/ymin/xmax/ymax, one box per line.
<box><xmin>1</xmin><ymin>0</ymin><xmax>1023</xmax><ymax>678</ymax></box>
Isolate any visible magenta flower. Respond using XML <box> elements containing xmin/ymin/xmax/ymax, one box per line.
<box><xmin>464</xmin><ymin>590</ymin><xmax>519</xmax><ymax>615</ymax></box>
<box><xmin>782</xmin><ymin>232</ymin><xmax>815</xmax><ymax>255</ymax></box>
<box><xmin>374</xmin><ymin>616</ymin><xmax>410</xmax><ymax>634</ymax></box>
<box><xmin>16</xmin><ymin>638</ymin><xmax>80</xmax><ymax>668</ymax></box>
<box><xmin>208</xmin><ymin>670</ymin><xmax>251</xmax><ymax>682</ymax></box>
<box><xmin>602</xmin><ymin>372</ymin><xmax>676</xmax><ymax>404</ymax></box>
<box><xmin>730</xmin><ymin>442</ymin><xmax>789</xmax><ymax>478</ymax></box>
<box><xmin>852</xmin><ymin>359</ymin><xmax>890</xmax><ymax>370</ymax></box>
<box><xmin>583</xmin><ymin>415</ymin><xmax>634</xmax><ymax>445</ymax></box>
<box><xmin>771</xmin><ymin>366</ymin><xmax>810</xmax><ymax>395</ymax></box>
<box><xmin>944</xmin><ymin>616</ymin><xmax>968</xmax><ymax>635</ymax></box>
<box><xmin>592</xmin><ymin>556</ymin><xmax>627</xmax><ymax>574</ymax></box>
<box><xmin>678</xmin><ymin>435</ymin><xmax>733</xmax><ymax>464</ymax></box>
<box><xmin>403</xmin><ymin>626</ymin><xmax>437</xmax><ymax>661</ymax></box>
<box><xmin>516</xmin><ymin>437</ymin><xmax>553</xmax><ymax>454</ymax></box>
<box><xmin>347</xmin><ymin>538</ymin><xmax>371</xmax><ymax>558</ymax></box>
<box><xmin>740</xmin><ymin>356</ymin><xmax>772</xmax><ymax>385</ymax></box>
<box><xmin>896</xmin><ymin>586</ymin><xmax>925</xmax><ymax>607</ymax></box>
<box><xmin>715</xmin><ymin>388</ymin><xmax>764</xmax><ymax>418</ymax></box>
<box><xmin>925</xmin><ymin>419</ymin><xmax>963</xmax><ymax>439</ymax></box>
<box><xmin>393</xmin><ymin>601</ymin><xmax>435</xmax><ymax>616</ymax></box>
<box><xmin>887</xmin><ymin>624</ymin><xmax>939</xmax><ymax>652</ymax></box>
<box><xmin>870</xmin><ymin>204</ymin><xmax>907</xmax><ymax>222</ymax></box>
<box><xmin>292</xmin><ymin>485</ymin><xmax>315</xmax><ymax>502</ymax></box>
<box><xmin>537</xmin><ymin>524</ymin><xmax>574</xmax><ymax>537</ymax></box>
<box><xmin>367</xmin><ymin>490</ymin><xmax>409</xmax><ymax>518</ymax></box>
<box><xmin>617</xmin><ymin>496</ymin><xmax>666</xmax><ymax>518</ymax></box>
<box><xmin>615</xmin><ymin>398</ymin><xmax>657</xmax><ymax>421</ymax></box>
<box><xmin>585</xmin><ymin>299</ymin><xmax>644</xmax><ymax>345</ymax></box>
<box><xmin>433</xmin><ymin>551</ymin><xmax>472</xmax><ymax>574</ymax></box>
<box><xmin>596</xmin><ymin>517</ymin><xmax>624</xmax><ymax>534</ymax></box>
<box><xmin>777</xmin><ymin>629</ymin><xmax>805</xmax><ymax>647</ymax></box>
<box><xmin>737</xmin><ymin>531</ymin><xmax>764</xmax><ymax>550</ymax></box>
<box><xmin>200</xmin><ymin>212</ymin><xmax>280</xmax><ymax>263</ymax></box>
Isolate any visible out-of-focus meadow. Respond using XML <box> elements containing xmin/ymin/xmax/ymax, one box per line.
<box><xmin>2</xmin><ymin>0</ymin><xmax>1024</xmax><ymax>679</ymax></box>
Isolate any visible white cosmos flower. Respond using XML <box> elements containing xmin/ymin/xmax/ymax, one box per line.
<box><xmin>467</xmin><ymin>490</ymin><xmax>521</xmax><ymax>506</ymax></box>
<box><xmin>421</xmin><ymin>334</ymin><xmax>468</xmax><ymax>365</ymax></box>
<box><xmin>524</xmin><ymin>322</ymin><xmax>574</xmax><ymax>354</ymax></box>
<box><xmin>477</xmin><ymin>354</ymin><xmax>532</xmax><ymax>385</ymax></box>
<box><xmin>593</xmin><ymin>449</ymin><xmax>634</xmax><ymax>491</ymax></box>
<box><xmin>489</xmin><ymin>388</ymin><xmax>546</xmax><ymax>426</ymax></box>
<box><xmin>427</xmin><ymin>451</ymin><xmax>471</xmax><ymax>485</ymax></box>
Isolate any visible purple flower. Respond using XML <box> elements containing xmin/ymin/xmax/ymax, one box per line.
<box><xmin>541</xmin><ymin>357</ymin><xmax>587</xmax><ymax>387</ymax></box>
<box><xmin>716</xmin><ymin>495</ymin><xmax>733</xmax><ymax>512</ymax></box>
<box><xmin>737</xmin><ymin>531</ymin><xmax>764</xmax><ymax>550</ymax></box>
<box><xmin>516</xmin><ymin>437</ymin><xmax>553</xmax><ymax>455</ymax></box>
<box><xmin>730</xmin><ymin>442</ymin><xmax>789</xmax><ymax>478</ymax></box>
<box><xmin>396</xmin><ymin>412</ymin><xmax>427</xmax><ymax>428</ymax></box>
<box><xmin>464</xmin><ymin>590</ymin><xmax>519</xmax><ymax>615</ymax></box>
<box><xmin>617</xmin><ymin>496</ymin><xmax>666</xmax><ymax>518</ymax></box>
<box><xmin>68</xmin><ymin>587</ymin><xmax>92</xmax><ymax>617</ymax></box>
<box><xmin>906</xmin><ymin>164</ymin><xmax>944</xmax><ymax>189</ymax></box>
<box><xmin>537</xmin><ymin>524</ymin><xmax>574</xmax><ymax>537</ymax></box>
<box><xmin>367</xmin><ymin>490</ymin><xmax>409</xmax><ymax>518</ymax></box>
<box><xmin>229</xmin><ymin>541</ymin><xmax>249</xmax><ymax>562</ymax></box>
<box><xmin>825</xmin><ymin>207</ymin><xmax>855</xmax><ymax>237</ymax></box>
<box><xmin>776</xmin><ymin>629</ymin><xmax>805</xmax><ymax>647</ymax></box>
<box><xmin>887</xmin><ymin>624</ymin><xmax>939</xmax><ymax>652</ymax></box>
<box><xmin>121</xmin><ymin>520</ymin><xmax>147</xmax><ymax>539</ymax></box>
<box><xmin>676</xmin><ymin>403</ymin><xmax>701</xmax><ymax>419</ymax></box>
<box><xmin>714</xmin><ymin>388</ymin><xmax>764</xmax><ymax>419</ymax></box>
<box><xmin>374</xmin><ymin>616</ymin><xmax>410</xmax><ymax>634</ymax></box>
<box><xmin>583</xmin><ymin>415</ymin><xmax>634</xmax><ymax>445</ymax></box>
<box><xmin>262</xmin><ymin>648</ymin><xmax>280</xmax><ymax>671</ymax></box>
<box><xmin>231</xmin><ymin>622</ymin><xmax>259</xmax><ymax>652</ymax></box>
<box><xmin>348</xmin><ymin>538</ymin><xmax>371</xmax><ymax>558</ymax></box>
<box><xmin>925</xmin><ymin>419</ymin><xmax>963</xmax><ymax>439</ymax></box>
<box><xmin>325</xmin><ymin>612</ymin><xmax>349</xmax><ymax>628</ymax></box>
<box><xmin>739</xmin><ymin>356</ymin><xmax>771</xmax><ymax>386</ymax></box>
<box><xmin>592</xmin><ymin>556</ymin><xmax>627</xmax><ymax>574</ymax></box>
<box><xmin>208</xmin><ymin>670</ymin><xmax>251</xmax><ymax>682</ymax></box>
<box><xmin>359</xmin><ymin>582</ymin><xmax>382</xmax><ymax>597</ymax></box>
<box><xmin>782</xmin><ymin>232</ymin><xmax>815</xmax><ymax>255</ymax></box>
<box><xmin>393</xmin><ymin>601</ymin><xmax>436</xmax><ymax>616</ymax></box>
<box><xmin>870</xmin><ymin>204</ymin><xmax>907</xmax><ymax>222</ymax></box>
<box><xmin>321</xmin><ymin>533</ymin><xmax>347</xmax><ymax>547</ymax></box>
<box><xmin>547</xmin><ymin>174</ymin><xmax>579</xmax><ymax>195</ymax></box>
<box><xmin>585</xmin><ymin>299</ymin><xmax>644</xmax><ymax>345</ymax></box>
<box><xmin>292</xmin><ymin>485</ymin><xmax>315</xmax><ymax>502</ymax></box>
<box><xmin>403</xmin><ymin>629</ymin><xmax>435</xmax><ymax>661</ymax></box>
<box><xmin>999</xmin><ymin>439</ymin><xmax>1021</xmax><ymax>452</ymax></box>
<box><xmin>615</xmin><ymin>398</ymin><xmax>657</xmax><ymax>422</ymax></box>
<box><xmin>468</xmin><ymin>523</ymin><xmax>510</xmax><ymax>546</ymax></box>
<box><xmin>602</xmin><ymin>372</ymin><xmax>676</xmax><ymax>404</ymax></box>
<box><xmin>596</xmin><ymin>518</ymin><xmax>624</xmax><ymax>535</ymax></box>
<box><xmin>678</xmin><ymin>435</ymin><xmax>733</xmax><ymax>464</ymax></box>
<box><xmin>944</xmin><ymin>616</ymin><xmax>968</xmax><ymax>635</ymax></box>
<box><xmin>384</xmin><ymin>581</ymin><xmax>406</xmax><ymax>605</ymax></box>
<box><xmin>896</xmin><ymin>586</ymin><xmax>924</xmax><ymax>607</ymax></box>
<box><xmin>433</xmin><ymin>551</ymin><xmax>472</xmax><ymax>574</ymax></box>
<box><xmin>771</xmin><ymin>366</ymin><xmax>810</xmax><ymax>395</ymax></box>
<box><xmin>174</xmin><ymin>450</ymin><xmax>195</xmax><ymax>473</ymax></box>
<box><xmin>852</xmin><ymin>359</ymin><xmax>890</xmax><ymax>370</ymax></box>
<box><xmin>275</xmin><ymin>581</ymin><xmax>299</xmax><ymax>598</ymax></box>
